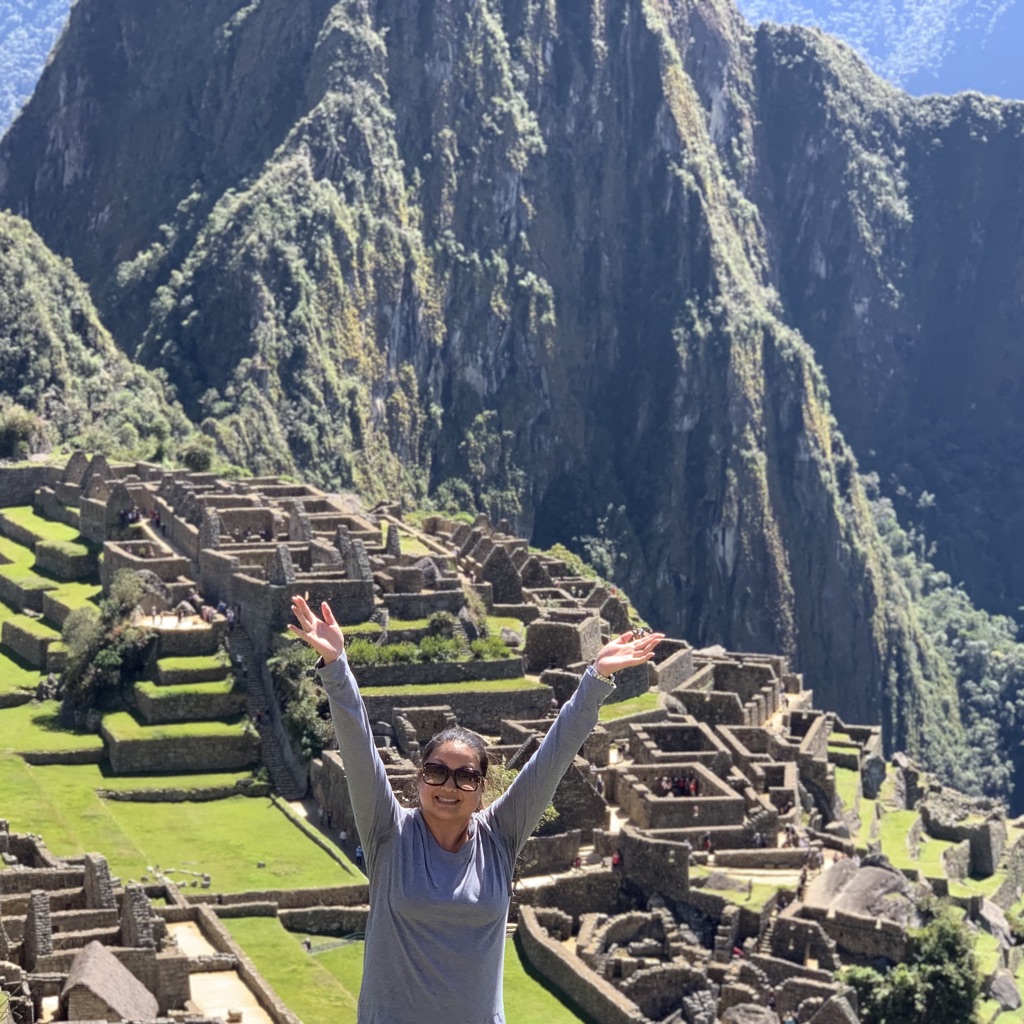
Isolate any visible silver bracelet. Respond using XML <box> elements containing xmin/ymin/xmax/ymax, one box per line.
<box><xmin>591</xmin><ymin>665</ymin><xmax>614</xmax><ymax>685</ymax></box>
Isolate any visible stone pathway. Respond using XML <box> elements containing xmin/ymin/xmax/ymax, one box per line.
<box><xmin>166</xmin><ymin>922</ymin><xmax>274</xmax><ymax>1024</ymax></box>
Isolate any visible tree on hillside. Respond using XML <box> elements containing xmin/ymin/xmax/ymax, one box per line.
<box><xmin>844</xmin><ymin>910</ymin><xmax>981</xmax><ymax>1024</ymax></box>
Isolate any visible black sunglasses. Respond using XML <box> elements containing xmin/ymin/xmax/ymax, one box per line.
<box><xmin>420</xmin><ymin>761</ymin><xmax>484</xmax><ymax>791</ymax></box>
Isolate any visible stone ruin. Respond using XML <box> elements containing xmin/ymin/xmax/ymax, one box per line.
<box><xmin>3</xmin><ymin>455</ymin><xmax>1022</xmax><ymax>1023</ymax></box>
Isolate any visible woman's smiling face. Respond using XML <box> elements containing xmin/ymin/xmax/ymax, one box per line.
<box><xmin>418</xmin><ymin>741</ymin><xmax>484</xmax><ymax>830</ymax></box>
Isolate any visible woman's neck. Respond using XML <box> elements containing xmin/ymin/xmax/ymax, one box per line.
<box><xmin>421</xmin><ymin>812</ymin><xmax>472</xmax><ymax>852</ymax></box>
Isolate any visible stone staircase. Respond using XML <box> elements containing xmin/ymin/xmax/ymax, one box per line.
<box><xmin>758</xmin><ymin>909</ymin><xmax>778</xmax><ymax>955</ymax></box>
<box><xmin>712</xmin><ymin>904</ymin><xmax>740</xmax><ymax>963</ymax></box>
<box><xmin>224</xmin><ymin>626</ymin><xmax>306</xmax><ymax>799</ymax></box>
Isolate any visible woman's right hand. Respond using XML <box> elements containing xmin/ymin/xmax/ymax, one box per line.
<box><xmin>289</xmin><ymin>596</ymin><xmax>346</xmax><ymax>664</ymax></box>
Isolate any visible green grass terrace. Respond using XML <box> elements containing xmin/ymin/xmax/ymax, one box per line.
<box><xmin>0</xmin><ymin>755</ymin><xmax>357</xmax><ymax>891</ymax></box>
<box><xmin>358</xmin><ymin>677</ymin><xmax>546</xmax><ymax>697</ymax></box>
<box><xmin>101</xmin><ymin>711</ymin><xmax>249</xmax><ymax>742</ymax></box>
<box><xmin>223</xmin><ymin>917</ymin><xmax>592</xmax><ymax>1024</ymax></box>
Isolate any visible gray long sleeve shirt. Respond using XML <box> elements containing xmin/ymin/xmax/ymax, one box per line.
<box><xmin>319</xmin><ymin>654</ymin><xmax>613</xmax><ymax>1024</ymax></box>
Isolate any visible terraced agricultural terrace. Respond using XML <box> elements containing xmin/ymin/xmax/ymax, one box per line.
<box><xmin>2</xmin><ymin>454</ymin><xmax>1023</xmax><ymax>1023</ymax></box>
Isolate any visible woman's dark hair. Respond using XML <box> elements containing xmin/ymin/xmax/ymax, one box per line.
<box><xmin>421</xmin><ymin>726</ymin><xmax>489</xmax><ymax>777</ymax></box>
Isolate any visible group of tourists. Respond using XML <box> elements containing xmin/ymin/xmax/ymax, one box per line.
<box><xmin>656</xmin><ymin>771</ymin><xmax>701</xmax><ymax>797</ymax></box>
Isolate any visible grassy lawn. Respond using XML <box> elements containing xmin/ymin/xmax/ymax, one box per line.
<box><xmin>6</xmin><ymin>613</ymin><xmax>61</xmax><ymax>639</ymax></box>
<box><xmin>948</xmin><ymin>872</ymin><xmax>1007</xmax><ymax>901</ymax></box>
<box><xmin>47</xmin><ymin>581</ymin><xmax>103</xmax><ymax>612</ymax></box>
<box><xmin>101</xmin><ymin>711</ymin><xmax>248</xmax><ymax>741</ymax></box>
<box><xmin>855</xmin><ymin>796</ymin><xmax>878</xmax><ymax>848</ymax></box>
<box><xmin>0</xmin><ymin>699</ymin><xmax>105</xmax><ymax>754</ymax></box>
<box><xmin>487</xmin><ymin>615</ymin><xmax>527</xmax><ymax>634</ymax></box>
<box><xmin>224</xmin><ymin>918</ymin><xmax>593</xmax><ymax>1024</ymax></box>
<box><xmin>135</xmin><ymin>679</ymin><xmax>238</xmax><ymax>700</ymax></box>
<box><xmin>98</xmin><ymin>768</ymin><xmax>255</xmax><ymax>791</ymax></box>
<box><xmin>599</xmin><ymin>690</ymin><xmax>661</xmax><ymax>721</ymax></box>
<box><xmin>1</xmin><ymin>506</ymin><xmax>82</xmax><ymax>544</ymax></box>
<box><xmin>0</xmin><ymin>756</ymin><xmax>356</xmax><ymax>891</ymax></box>
<box><xmin>363</xmin><ymin>678</ymin><xmax>546</xmax><ymax>696</ymax></box>
<box><xmin>0</xmin><ymin>647</ymin><xmax>42</xmax><ymax>697</ymax></box>
<box><xmin>833</xmin><ymin>766</ymin><xmax>860</xmax><ymax>811</ymax></box>
<box><xmin>157</xmin><ymin>654</ymin><xmax>229</xmax><ymax>673</ymax></box>
<box><xmin>877</xmin><ymin>809</ymin><xmax>920</xmax><ymax>871</ymax></box>
<box><xmin>915</xmin><ymin>833</ymin><xmax>959</xmax><ymax>880</ymax></box>
<box><xmin>398</xmin><ymin>535</ymin><xmax>436</xmax><ymax>558</ymax></box>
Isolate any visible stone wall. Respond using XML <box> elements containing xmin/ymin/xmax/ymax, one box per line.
<box><xmin>102</xmin><ymin>727</ymin><xmax>259</xmax><ymax>774</ymax></box>
<box><xmin>519</xmin><ymin>831</ymin><xmax>584</xmax><ymax>876</ymax></box>
<box><xmin>614</xmin><ymin>825</ymin><xmax>691</xmax><ymax>904</ymax></box>
<box><xmin>361</xmin><ymin>686</ymin><xmax>553</xmax><ymax>733</ymax></box>
<box><xmin>36</xmin><ymin>947</ymin><xmax>191</xmax><ymax>1013</ymax></box>
<box><xmin>278</xmin><ymin>906</ymin><xmax>370</xmax><ymax>934</ymax></box>
<box><xmin>355</xmin><ymin>657</ymin><xmax>525</xmax><ymax>687</ymax></box>
<box><xmin>1</xmin><ymin>619</ymin><xmax>56</xmax><ymax>667</ymax></box>
<box><xmin>669</xmin><ymin>689</ymin><xmax>745</xmax><ymax>726</ymax></box>
<box><xmin>516</xmin><ymin>871</ymin><xmax>624</xmax><ymax>921</ymax></box>
<box><xmin>380</xmin><ymin>589</ymin><xmax>466</xmax><ymax>619</ymax></box>
<box><xmin>0</xmin><ymin>465</ymin><xmax>61</xmax><ymax>508</ymax></box>
<box><xmin>653</xmin><ymin>647</ymin><xmax>697</xmax><ymax>693</ymax></box>
<box><xmin>187</xmin><ymin>885</ymin><xmax>368</xmax><ymax>909</ymax></box>
<box><xmin>154</xmin><ymin>660</ymin><xmax>230</xmax><ymax>686</ymax></box>
<box><xmin>0</xmin><ymin>571</ymin><xmax>55</xmax><ymax>613</ymax></box>
<box><xmin>34</xmin><ymin>541</ymin><xmax>95</xmax><ymax>581</ymax></box>
<box><xmin>34</xmin><ymin>489</ymin><xmax>81</xmax><ymax>532</ymax></box>
<box><xmin>151</xmin><ymin>624</ymin><xmax>223</xmax><ymax>658</ymax></box>
<box><xmin>101</xmin><ymin>541</ymin><xmax>191</xmax><ymax>588</ymax></box>
<box><xmin>517</xmin><ymin>906</ymin><xmax>645</xmax><ymax>1024</ymax></box>
<box><xmin>524</xmin><ymin>617</ymin><xmax>602</xmax><ymax>673</ymax></box>
<box><xmin>134</xmin><ymin>683</ymin><xmax>246</xmax><ymax>724</ymax></box>
<box><xmin>0</xmin><ymin>866</ymin><xmax>85</xmax><ymax>894</ymax></box>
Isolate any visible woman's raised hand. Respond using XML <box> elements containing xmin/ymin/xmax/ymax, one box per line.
<box><xmin>593</xmin><ymin>629</ymin><xmax>665</xmax><ymax>678</ymax></box>
<box><xmin>289</xmin><ymin>595</ymin><xmax>346</xmax><ymax>664</ymax></box>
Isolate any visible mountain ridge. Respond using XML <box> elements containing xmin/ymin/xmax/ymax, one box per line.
<box><xmin>2</xmin><ymin>0</ymin><xmax>1022</xmax><ymax>796</ymax></box>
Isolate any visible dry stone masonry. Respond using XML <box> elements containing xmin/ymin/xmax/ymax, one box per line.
<box><xmin>2</xmin><ymin>456</ymin><xmax>1022</xmax><ymax>1022</ymax></box>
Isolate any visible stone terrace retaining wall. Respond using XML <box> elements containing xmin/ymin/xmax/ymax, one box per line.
<box><xmin>0</xmin><ymin>572</ymin><xmax>56</xmax><ymax>613</ymax></box>
<box><xmin>355</xmin><ymin>656</ymin><xmax>525</xmax><ymax>686</ymax></box>
<box><xmin>516</xmin><ymin>871</ymin><xmax>623</xmax><ymax>921</ymax></box>
<box><xmin>35</xmin><ymin>541</ymin><xmax>95</xmax><ymax>580</ymax></box>
<box><xmin>20</xmin><ymin>748</ymin><xmax>103</xmax><ymax>766</ymax></box>
<box><xmin>1</xmin><ymin>619</ymin><xmax>56</xmax><ymax>667</ymax></box>
<box><xmin>134</xmin><ymin>683</ymin><xmax>246</xmax><ymax>724</ymax></box>
<box><xmin>102</xmin><ymin>727</ymin><xmax>259</xmax><ymax>774</ymax></box>
<box><xmin>361</xmin><ymin>685</ymin><xmax>553</xmax><ymax>733</ymax></box>
<box><xmin>278</xmin><ymin>905</ymin><xmax>370</xmax><ymax>934</ymax></box>
<box><xmin>154</xmin><ymin>660</ymin><xmax>230</xmax><ymax>686</ymax></box>
<box><xmin>517</xmin><ymin>906</ymin><xmax>645</xmax><ymax>1024</ymax></box>
<box><xmin>187</xmin><ymin>885</ymin><xmax>369</xmax><ymax>909</ymax></box>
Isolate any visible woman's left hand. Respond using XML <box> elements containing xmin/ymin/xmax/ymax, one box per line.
<box><xmin>593</xmin><ymin>630</ymin><xmax>665</xmax><ymax>677</ymax></box>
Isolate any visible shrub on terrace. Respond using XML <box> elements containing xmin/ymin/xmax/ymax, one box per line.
<box><xmin>60</xmin><ymin>570</ymin><xmax>154</xmax><ymax>716</ymax></box>
<box><xmin>267</xmin><ymin>641</ymin><xmax>333</xmax><ymax>761</ymax></box>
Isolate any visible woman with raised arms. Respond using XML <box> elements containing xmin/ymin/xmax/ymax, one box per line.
<box><xmin>289</xmin><ymin>594</ymin><xmax>663</xmax><ymax>1024</ymax></box>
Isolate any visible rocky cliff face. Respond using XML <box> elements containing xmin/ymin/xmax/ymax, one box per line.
<box><xmin>5</xmin><ymin>0</ymin><xmax>1015</xmax><ymax>776</ymax></box>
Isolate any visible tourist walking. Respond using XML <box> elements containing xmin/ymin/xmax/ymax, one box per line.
<box><xmin>289</xmin><ymin>594</ymin><xmax>662</xmax><ymax>1024</ymax></box>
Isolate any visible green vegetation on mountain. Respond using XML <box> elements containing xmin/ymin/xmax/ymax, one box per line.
<box><xmin>1</xmin><ymin>0</ymin><xmax>1023</xmax><ymax>803</ymax></box>
<box><xmin>0</xmin><ymin>211</ymin><xmax>196</xmax><ymax>460</ymax></box>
